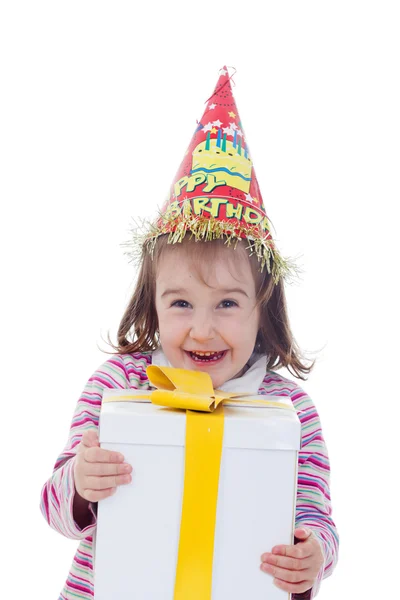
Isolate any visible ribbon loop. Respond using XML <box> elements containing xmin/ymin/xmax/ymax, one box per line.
<box><xmin>147</xmin><ymin>365</ymin><xmax>215</xmax><ymax>396</ymax></box>
<box><xmin>151</xmin><ymin>389</ymin><xmax>217</xmax><ymax>412</ymax></box>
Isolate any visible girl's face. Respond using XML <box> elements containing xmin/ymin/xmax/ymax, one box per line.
<box><xmin>155</xmin><ymin>245</ymin><xmax>260</xmax><ymax>389</ymax></box>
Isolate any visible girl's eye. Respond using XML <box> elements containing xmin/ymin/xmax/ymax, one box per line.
<box><xmin>220</xmin><ymin>300</ymin><xmax>238</xmax><ymax>308</ymax></box>
<box><xmin>171</xmin><ymin>300</ymin><xmax>237</xmax><ymax>308</ymax></box>
<box><xmin>171</xmin><ymin>300</ymin><xmax>190</xmax><ymax>308</ymax></box>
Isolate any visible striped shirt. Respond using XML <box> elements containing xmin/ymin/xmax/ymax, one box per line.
<box><xmin>40</xmin><ymin>352</ymin><xmax>339</xmax><ymax>599</ymax></box>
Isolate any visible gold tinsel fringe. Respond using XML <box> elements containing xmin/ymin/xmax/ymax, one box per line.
<box><xmin>122</xmin><ymin>200</ymin><xmax>303</xmax><ymax>286</ymax></box>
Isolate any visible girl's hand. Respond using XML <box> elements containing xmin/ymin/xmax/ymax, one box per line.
<box><xmin>260</xmin><ymin>527</ymin><xmax>324</xmax><ymax>595</ymax></box>
<box><xmin>73</xmin><ymin>429</ymin><xmax>133</xmax><ymax>502</ymax></box>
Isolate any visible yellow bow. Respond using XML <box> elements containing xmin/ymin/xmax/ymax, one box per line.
<box><xmin>146</xmin><ymin>365</ymin><xmax>294</xmax><ymax>412</ymax></box>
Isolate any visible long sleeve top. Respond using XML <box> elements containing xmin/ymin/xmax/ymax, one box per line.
<box><xmin>40</xmin><ymin>351</ymin><xmax>339</xmax><ymax>599</ymax></box>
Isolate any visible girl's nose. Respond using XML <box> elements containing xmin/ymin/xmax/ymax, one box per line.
<box><xmin>189</xmin><ymin>314</ymin><xmax>215</xmax><ymax>342</ymax></box>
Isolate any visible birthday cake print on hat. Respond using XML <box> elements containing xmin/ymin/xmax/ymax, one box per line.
<box><xmin>127</xmin><ymin>66</ymin><xmax>299</xmax><ymax>284</ymax></box>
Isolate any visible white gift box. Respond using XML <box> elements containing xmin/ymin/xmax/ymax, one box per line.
<box><xmin>94</xmin><ymin>389</ymin><xmax>301</xmax><ymax>600</ymax></box>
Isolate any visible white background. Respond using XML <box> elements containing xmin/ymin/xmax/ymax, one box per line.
<box><xmin>1</xmin><ymin>1</ymin><xmax>399</xmax><ymax>598</ymax></box>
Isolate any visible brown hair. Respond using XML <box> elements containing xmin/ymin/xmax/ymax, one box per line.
<box><xmin>105</xmin><ymin>235</ymin><xmax>316</xmax><ymax>380</ymax></box>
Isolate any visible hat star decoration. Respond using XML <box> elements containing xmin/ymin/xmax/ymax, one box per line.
<box><xmin>127</xmin><ymin>66</ymin><xmax>299</xmax><ymax>284</ymax></box>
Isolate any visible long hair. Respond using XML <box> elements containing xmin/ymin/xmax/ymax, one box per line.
<box><xmin>105</xmin><ymin>235</ymin><xmax>316</xmax><ymax>380</ymax></box>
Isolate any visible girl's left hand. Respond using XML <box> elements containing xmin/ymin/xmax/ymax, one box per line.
<box><xmin>260</xmin><ymin>527</ymin><xmax>324</xmax><ymax>595</ymax></box>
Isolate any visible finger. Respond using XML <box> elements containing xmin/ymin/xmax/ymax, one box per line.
<box><xmin>85</xmin><ymin>473</ymin><xmax>132</xmax><ymax>490</ymax></box>
<box><xmin>271</xmin><ymin>542</ymin><xmax>314</xmax><ymax>560</ymax></box>
<box><xmin>261</xmin><ymin>552</ymin><xmax>314</xmax><ymax>572</ymax></box>
<box><xmin>80</xmin><ymin>429</ymin><xmax>100</xmax><ymax>448</ymax></box>
<box><xmin>84</xmin><ymin>446</ymin><xmax>125</xmax><ymax>464</ymax></box>
<box><xmin>272</xmin><ymin>577</ymin><xmax>314</xmax><ymax>595</ymax></box>
<box><xmin>85</xmin><ymin>461</ymin><xmax>133</xmax><ymax>477</ymax></box>
<box><xmin>260</xmin><ymin>561</ymin><xmax>310</xmax><ymax>584</ymax></box>
<box><xmin>294</xmin><ymin>527</ymin><xmax>312</xmax><ymax>540</ymax></box>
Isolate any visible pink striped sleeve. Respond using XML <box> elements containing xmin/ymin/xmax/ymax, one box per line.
<box><xmin>40</xmin><ymin>356</ymin><xmax>133</xmax><ymax>540</ymax></box>
<box><xmin>291</xmin><ymin>385</ymin><xmax>339</xmax><ymax>599</ymax></box>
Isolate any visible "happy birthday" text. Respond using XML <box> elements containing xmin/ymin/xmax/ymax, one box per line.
<box><xmin>164</xmin><ymin>198</ymin><xmax>271</xmax><ymax>232</ymax></box>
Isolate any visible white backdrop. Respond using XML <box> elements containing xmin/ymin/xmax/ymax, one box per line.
<box><xmin>1</xmin><ymin>1</ymin><xmax>399</xmax><ymax>598</ymax></box>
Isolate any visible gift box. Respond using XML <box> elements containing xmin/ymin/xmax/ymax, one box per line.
<box><xmin>94</xmin><ymin>367</ymin><xmax>301</xmax><ymax>599</ymax></box>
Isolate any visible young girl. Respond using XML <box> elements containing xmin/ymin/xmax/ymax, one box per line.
<box><xmin>40</xmin><ymin>67</ymin><xmax>339</xmax><ymax>599</ymax></box>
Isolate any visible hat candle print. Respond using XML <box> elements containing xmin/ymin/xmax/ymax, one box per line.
<box><xmin>127</xmin><ymin>66</ymin><xmax>299</xmax><ymax>284</ymax></box>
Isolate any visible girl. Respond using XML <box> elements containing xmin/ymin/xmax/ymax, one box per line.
<box><xmin>40</xmin><ymin>67</ymin><xmax>339</xmax><ymax>599</ymax></box>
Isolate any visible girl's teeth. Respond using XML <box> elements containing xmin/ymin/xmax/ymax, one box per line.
<box><xmin>189</xmin><ymin>351</ymin><xmax>225</xmax><ymax>362</ymax></box>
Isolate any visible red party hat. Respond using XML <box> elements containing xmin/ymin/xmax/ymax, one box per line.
<box><xmin>128</xmin><ymin>66</ymin><xmax>298</xmax><ymax>284</ymax></box>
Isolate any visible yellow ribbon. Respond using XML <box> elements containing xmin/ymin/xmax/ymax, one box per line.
<box><xmin>103</xmin><ymin>365</ymin><xmax>294</xmax><ymax>599</ymax></box>
<box><xmin>104</xmin><ymin>365</ymin><xmax>294</xmax><ymax>412</ymax></box>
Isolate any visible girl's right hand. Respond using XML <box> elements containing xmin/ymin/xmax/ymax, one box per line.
<box><xmin>73</xmin><ymin>429</ymin><xmax>133</xmax><ymax>502</ymax></box>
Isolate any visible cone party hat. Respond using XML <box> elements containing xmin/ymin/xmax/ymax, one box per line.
<box><xmin>128</xmin><ymin>66</ymin><xmax>298</xmax><ymax>284</ymax></box>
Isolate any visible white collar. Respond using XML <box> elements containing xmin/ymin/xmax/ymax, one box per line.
<box><xmin>151</xmin><ymin>347</ymin><xmax>267</xmax><ymax>394</ymax></box>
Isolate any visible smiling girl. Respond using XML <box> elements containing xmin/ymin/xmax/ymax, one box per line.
<box><xmin>41</xmin><ymin>67</ymin><xmax>339</xmax><ymax>600</ymax></box>
<box><xmin>122</xmin><ymin>234</ymin><xmax>308</xmax><ymax>390</ymax></box>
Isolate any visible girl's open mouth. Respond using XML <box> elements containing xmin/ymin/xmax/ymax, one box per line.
<box><xmin>185</xmin><ymin>350</ymin><xmax>228</xmax><ymax>365</ymax></box>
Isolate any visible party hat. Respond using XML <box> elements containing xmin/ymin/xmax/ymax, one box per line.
<box><xmin>127</xmin><ymin>66</ymin><xmax>298</xmax><ymax>284</ymax></box>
